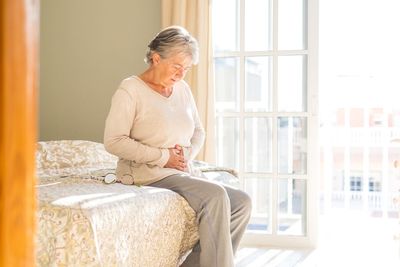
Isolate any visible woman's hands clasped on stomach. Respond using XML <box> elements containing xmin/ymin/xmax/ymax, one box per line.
<box><xmin>165</xmin><ymin>144</ymin><xmax>187</xmax><ymax>171</ymax></box>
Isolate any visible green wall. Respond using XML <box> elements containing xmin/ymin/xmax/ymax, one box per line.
<box><xmin>39</xmin><ymin>0</ymin><xmax>161</xmax><ymax>142</ymax></box>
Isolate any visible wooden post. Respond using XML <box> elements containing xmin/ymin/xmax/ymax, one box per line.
<box><xmin>0</xmin><ymin>0</ymin><xmax>39</xmax><ymax>266</ymax></box>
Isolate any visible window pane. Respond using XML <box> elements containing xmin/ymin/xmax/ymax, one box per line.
<box><xmin>245</xmin><ymin>56</ymin><xmax>272</xmax><ymax>112</ymax></box>
<box><xmin>278</xmin><ymin>0</ymin><xmax>306</xmax><ymax>50</ymax></box>
<box><xmin>349</xmin><ymin>147</ymin><xmax>363</xmax><ymax>209</ymax></box>
<box><xmin>245</xmin><ymin>0</ymin><xmax>272</xmax><ymax>51</ymax></box>
<box><xmin>244</xmin><ymin>178</ymin><xmax>271</xmax><ymax>232</ymax></box>
<box><xmin>213</xmin><ymin>0</ymin><xmax>239</xmax><ymax>52</ymax></box>
<box><xmin>369</xmin><ymin>108</ymin><xmax>385</xmax><ymax>127</ymax></box>
<box><xmin>278</xmin><ymin>117</ymin><xmax>307</xmax><ymax>174</ymax></box>
<box><xmin>214</xmin><ymin>57</ymin><xmax>240</xmax><ymax>112</ymax></box>
<box><xmin>245</xmin><ymin>118</ymin><xmax>273</xmax><ymax>173</ymax></box>
<box><xmin>278</xmin><ymin>55</ymin><xmax>307</xmax><ymax>112</ymax></box>
<box><xmin>278</xmin><ymin>179</ymin><xmax>307</xmax><ymax>236</ymax></box>
<box><xmin>368</xmin><ymin>147</ymin><xmax>382</xmax><ymax>191</ymax></box>
<box><xmin>216</xmin><ymin>117</ymin><xmax>239</xmax><ymax>170</ymax></box>
<box><xmin>350</xmin><ymin>108</ymin><xmax>364</xmax><ymax>127</ymax></box>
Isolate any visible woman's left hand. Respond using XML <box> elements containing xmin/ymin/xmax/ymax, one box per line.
<box><xmin>164</xmin><ymin>145</ymin><xmax>187</xmax><ymax>171</ymax></box>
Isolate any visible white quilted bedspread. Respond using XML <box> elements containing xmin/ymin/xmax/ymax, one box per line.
<box><xmin>35</xmin><ymin>140</ymin><xmax>199</xmax><ymax>267</ymax></box>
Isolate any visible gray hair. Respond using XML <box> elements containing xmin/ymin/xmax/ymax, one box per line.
<box><xmin>145</xmin><ymin>26</ymin><xmax>199</xmax><ymax>65</ymax></box>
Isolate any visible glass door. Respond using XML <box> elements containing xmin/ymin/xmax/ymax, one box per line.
<box><xmin>212</xmin><ymin>0</ymin><xmax>319</xmax><ymax>247</ymax></box>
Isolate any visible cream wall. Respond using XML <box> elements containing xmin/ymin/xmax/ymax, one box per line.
<box><xmin>39</xmin><ymin>0</ymin><xmax>161</xmax><ymax>142</ymax></box>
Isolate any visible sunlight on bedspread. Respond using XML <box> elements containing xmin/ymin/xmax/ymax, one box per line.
<box><xmin>35</xmin><ymin>140</ymin><xmax>238</xmax><ymax>266</ymax></box>
<box><xmin>36</xmin><ymin>176</ymin><xmax>199</xmax><ymax>266</ymax></box>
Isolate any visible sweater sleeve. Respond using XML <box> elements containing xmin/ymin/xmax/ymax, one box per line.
<box><xmin>103</xmin><ymin>87</ymin><xmax>170</xmax><ymax>167</ymax></box>
<box><xmin>186</xmin><ymin>86</ymin><xmax>205</xmax><ymax>160</ymax></box>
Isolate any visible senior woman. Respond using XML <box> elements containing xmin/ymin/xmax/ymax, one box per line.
<box><xmin>104</xmin><ymin>26</ymin><xmax>251</xmax><ymax>267</ymax></box>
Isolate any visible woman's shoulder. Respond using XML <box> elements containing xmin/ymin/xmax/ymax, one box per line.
<box><xmin>116</xmin><ymin>75</ymin><xmax>146</xmax><ymax>96</ymax></box>
<box><xmin>119</xmin><ymin>75</ymin><xmax>144</xmax><ymax>90</ymax></box>
<box><xmin>175</xmin><ymin>80</ymin><xmax>194</xmax><ymax>101</ymax></box>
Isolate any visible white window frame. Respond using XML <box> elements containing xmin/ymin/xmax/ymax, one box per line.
<box><xmin>213</xmin><ymin>0</ymin><xmax>319</xmax><ymax>248</ymax></box>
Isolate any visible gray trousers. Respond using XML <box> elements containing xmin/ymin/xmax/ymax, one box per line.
<box><xmin>149</xmin><ymin>174</ymin><xmax>252</xmax><ymax>267</ymax></box>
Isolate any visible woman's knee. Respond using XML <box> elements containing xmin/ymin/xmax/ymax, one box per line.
<box><xmin>232</xmin><ymin>189</ymin><xmax>252</xmax><ymax>214</ymax></box>
<box><xmin>241</xmin><ymin>191</ymin><xmax>252</xmax><ymax>213</ymax></box>
<box><xmin>206</xmin><ymin>183</ymin><xmax>229</xmax><ymax>202</ymax></box>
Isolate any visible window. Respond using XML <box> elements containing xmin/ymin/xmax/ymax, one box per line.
<box><xmin>212</xmin><ymin>0</ymin><xmax>318</xmax><ymax>247</ymax></box>
<box><xmin>350</xmin><ymin>176</ymin><xmax>362</xmax><ymax>191</ymax></box>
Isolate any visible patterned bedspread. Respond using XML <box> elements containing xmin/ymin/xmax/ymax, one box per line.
<box><xmin>35</xmin><ymin>140</ymin><xmax>238</xmax><ymax>266</ymax></box>
<box><xmin>35</xmin><ymin>140</ymin><xmax>201</xmax><ymax>266</ymax></box>
<box><xmin>36</xmin><ymin>175</ymin><xmax>199</xmax><ymax>267</ymax></box>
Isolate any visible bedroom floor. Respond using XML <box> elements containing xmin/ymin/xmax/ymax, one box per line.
<box><xmin>235</xmin><ymin>210</ymin><xmax>400</xmax><ymax>267</ymax></box>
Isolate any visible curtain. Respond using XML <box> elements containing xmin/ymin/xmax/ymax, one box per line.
<box><xmin>162</xmin><ymin>0</ymin><xmax>216</xmax><ymax>163</ymax></box>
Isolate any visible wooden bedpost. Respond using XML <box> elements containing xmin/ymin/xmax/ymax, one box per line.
<box><xmin>0</xmin><ymin>0</ymin><xmax>39</xmax><ymax>266</ymax></box>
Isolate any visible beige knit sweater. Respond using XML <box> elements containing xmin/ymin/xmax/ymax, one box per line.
<box><xmin>104</xmin><ymin>76</ymin><xmax>205</xmax><ymax>185</ymax></box>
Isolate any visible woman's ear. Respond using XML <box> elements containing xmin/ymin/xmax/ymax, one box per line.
<box><xmin>152</xmin><ymin>53</ymin><xmax>161</xmax><ymax>65</ymax></box>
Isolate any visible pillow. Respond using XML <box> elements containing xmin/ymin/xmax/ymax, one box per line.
<box><xmin>36</xmin><ymin>140</ymin><xmax>118</xmax><ymax>177</ymax></box>
<box><xmin>192</xmin><ymin>160</ymin><xmax>240</xmax><ymax>188</ymax></box>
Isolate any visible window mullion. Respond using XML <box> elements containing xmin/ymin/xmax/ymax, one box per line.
<box><xmin>271</xmin><ymin>0</ymin><xmax>279</xmax><ymax>236</ymax></box>
<box><xmin>239</xmin><ymin>0</ymin><xmax>245</xmax><ymax>179</ymax></box>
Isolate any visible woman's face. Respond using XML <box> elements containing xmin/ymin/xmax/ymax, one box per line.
<box><xmin>153</xmin><ymin>53</ymin><xmax>192</xmax><ymax>88</ymax></box>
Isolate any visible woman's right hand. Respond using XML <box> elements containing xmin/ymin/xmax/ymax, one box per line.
<box><xmin>165</xmin><ymin>145</ymin><xmax>187</xmax><ymax>171</ymax></box>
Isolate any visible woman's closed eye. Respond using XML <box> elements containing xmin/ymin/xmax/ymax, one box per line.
<box><xmin>171</xmin><ymin>63</ymin><xmax>191</xmax><ymax>73</ymax></box>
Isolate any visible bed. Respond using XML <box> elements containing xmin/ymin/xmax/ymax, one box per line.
<box><xmin>35</xmin><ymin>140</ymin><xmax>238</xmax><ymax>266</ymax></box>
